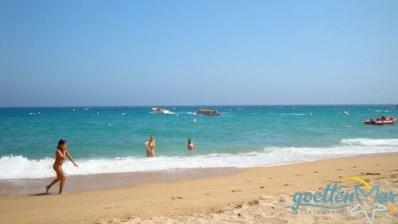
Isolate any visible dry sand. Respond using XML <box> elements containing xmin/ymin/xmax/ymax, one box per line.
<box><xmin>0</xmin><ymin>153</ymin><xmax>397</xmax><ymax>224</ymax></box>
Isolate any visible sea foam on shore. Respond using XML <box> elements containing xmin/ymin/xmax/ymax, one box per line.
<box><xmin>1</xmin><ymin>138</ymin><xmax>398</xmax><ymax>180</ymax></box>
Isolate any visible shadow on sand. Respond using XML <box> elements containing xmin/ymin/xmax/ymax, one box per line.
<box><xmin>29</xmin><ymin>192</ymin><xmax>50</xmax><ymax>196</ymax></box>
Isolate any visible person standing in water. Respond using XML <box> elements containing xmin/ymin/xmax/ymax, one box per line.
<box><xmin>188</xmin><ymin>138</ymin><xmax>195</xmax><ymax>152</ymax></box>
<box><xmin>145</xmin><ymin>135</ymin><xmax>156</xmax><ymax>157</ymax></box>
<box><xmin>46</xmin><ymin>139</ymin><xmax>78</xmax><ymax>194</ymax></box>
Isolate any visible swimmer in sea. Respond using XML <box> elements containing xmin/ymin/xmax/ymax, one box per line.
<box><xmin>145</xmin><ymin>135</ymin><xmax>156</xmax><ymax>157</ymax></box>
<box><xmin>45</xmin><ymin>139</ymin><xmax>78</xmax><ymax>194</ymax></box>
<box><xmin>188</xmin><ymin>138</ymin><xmax>195</xmax><ymax>152</ymax></box>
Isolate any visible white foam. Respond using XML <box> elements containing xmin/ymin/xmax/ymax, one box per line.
<box><xmin>284</xmin><ymin>113</ymin><xmax>304</xmax><ymax>116</ymax></box>
<box><xmin>162</xmin><ymin>110</ymin><xmax>177</xmax><ymax>115</ymax></box>
<box><xmin>150</xmin><ymin>110</ymin><xmax>177</xmax><ymax>115</ymax></box>
<box><xmin>375</xmin><ymin>110</ymin><xmax>389</xmax><ymax>113</ymax></box>
<box><xmin>340</xmin><ymin>138</ymin><xmax>398</xmax><ymax>146</ymax></box>
<box><xmin>1</xmin><ymin>138</ymin><xmax>398</xmax><ymax>180</ymax></box>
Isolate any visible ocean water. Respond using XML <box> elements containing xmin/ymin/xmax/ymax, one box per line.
<box><xmin>0</xmin><ymin>105</ymin><xmax>398</xmax><ymax>179</ymax></box>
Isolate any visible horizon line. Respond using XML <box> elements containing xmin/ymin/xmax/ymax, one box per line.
<box><xmin>1</xmin><ymin>103</ymin><xmax>397</xmax><ymax>108</ymax></box>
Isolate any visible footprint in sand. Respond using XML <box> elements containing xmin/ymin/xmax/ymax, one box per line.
<box><xmin>390</xmin><ymin>174</ymin><xmax>398</xmax><ymax>178</ymax></box>
<box><xmin>247</xmin><ymin>199</ymin><xmax>259</xmax><ymax>206</ymax></box>
<box><xmin>365</xmin><ymin>172</ymin><xmax>380</xmax><ymax>175</ymax></box>
<box><xmin>235</xmin><ymin>204</ymin><xmax>242</xmax><ymax>209</ymax></box>
<box><xmin>171</xmin><ymin>196</ymin><xmax>183</xmax><ymax>200</ymax></box>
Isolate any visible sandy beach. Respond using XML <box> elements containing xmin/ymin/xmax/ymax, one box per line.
<box><xmin>0</xmin><ymin>153</ymin><xmax>397</xmax><ymax>224</ymax></box>
<box><xmin>2</xmin><ymin>0</ymin><xmax>397</xmax><ymax>223</ymax></box>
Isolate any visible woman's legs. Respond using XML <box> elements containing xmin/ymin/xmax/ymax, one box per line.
<box><xmin>146</xmin><ymin>149</ymin><xmax>150</xmax><ymax>157</ymax></box>
<box><xmin>57</xmin><ymin>168</ymin><xmax>66</xmax><ymax>194</ymax></box>
<box><xmin>46</xmin><ymin>166</ymin><xmax>66</xmax><ymax>194</ymax></box>
<box><xmin>46</xmin><ymin>178</ymin><xmax>59</xmax><ymax>193</ymax></box>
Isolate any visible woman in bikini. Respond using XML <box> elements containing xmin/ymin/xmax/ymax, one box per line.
<box><xmin>145</xmin><ymin>135</ymin><xmax>156</xmax><ymax>157</ymax></box>
<box><xmin>46</xmin><ymin>139</ymin><xmax>78</xmax><ymax>194</ymax></box>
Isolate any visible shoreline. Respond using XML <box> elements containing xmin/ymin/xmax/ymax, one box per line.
<box><xmin>0</xmin><ymin>167</ymin><xmax>239</xmax><ymax>196</ymax></box>
<box><xmin>3</xmin><ymin>145</ymin><xmax>398</xmax><ymax>180</ymax></box>
<box><xmin>0</xmin><ymin>152</ymin><xmax>397</xmax><ymax>196</ymax></box>
<box><xmin>0</xmin><ymin>152</ymin><xmax>395</xmax><ymax>196</ymax></box>
<box><xmin>0</xmin><ymin>153</ymin><xmax>397</xmax><ymax>223</ymax></box>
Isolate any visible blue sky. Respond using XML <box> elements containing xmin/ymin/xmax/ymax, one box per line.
<box><xmin>0</xmin><ymin>0</ymin><xmax>397</xmax><ymax>106</ymax></box>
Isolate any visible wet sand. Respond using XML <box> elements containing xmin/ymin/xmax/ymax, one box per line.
<box><xmin>0</xmin><ymin>168</ymin><xmax>238</xmax><ymax>196</ymax></box>
<box><xmin>0</xmin><ymin>153</ymin><xmax>397</xmax><ymax>224</ymax></box>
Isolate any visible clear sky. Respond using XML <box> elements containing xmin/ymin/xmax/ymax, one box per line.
<box><xmin>0</xmin><ymin>0</ymin><xmax>397</xmax><ymax>107</ymax></box>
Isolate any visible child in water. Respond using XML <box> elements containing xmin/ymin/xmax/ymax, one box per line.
<box><xmin>188</xmin><ymin>138</ymin><xmax>195</xmax><ymax>152</ymax></box>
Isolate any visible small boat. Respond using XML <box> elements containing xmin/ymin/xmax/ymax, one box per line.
<box><xmin>152</xmin><ymin>107</ymin><xmax>171</xmax><ymax>114</ymax></box>
<box><xmin>151</xmin><ymin>107</ymin><xmax>177</xmax><ymax>115</ymax></box>
<box><xmin>364</xmin><ymin>116</ymin><xmax>397</xmax><ymax>125</ymax></box>
<box><xmin>196</xmin><ymin>108</ymin><xmax>221</xmax><ymax>116</ymax></box>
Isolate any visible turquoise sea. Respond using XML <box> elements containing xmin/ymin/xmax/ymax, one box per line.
<box><xmin>0</xmin><ymin>105</ymin><xmax>398</xmax><ymax>179</ymax></box>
